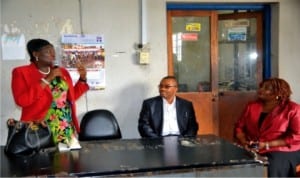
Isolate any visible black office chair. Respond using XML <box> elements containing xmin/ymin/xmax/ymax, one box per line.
<box><xmin>79</xmin><ymin>109</ymin><xmax>122</xmax><ymax>141</ymax></box>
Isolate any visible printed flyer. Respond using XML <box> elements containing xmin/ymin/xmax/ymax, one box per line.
<box><xmin>61</xmin><ymin>34</ymin><xmax>105</xmax><ymax>90</ymax></box>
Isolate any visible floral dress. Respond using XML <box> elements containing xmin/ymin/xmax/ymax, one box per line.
<box><xmin>45</xmin><ymin>78</ymin><xmax>75</xmax><ymax>145</ymax></box>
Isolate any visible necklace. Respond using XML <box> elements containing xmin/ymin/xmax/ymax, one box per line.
<box><xmin>38</xmin><ymin>67</ymin><xmax>50</xmax><ymax>75</ymax></box>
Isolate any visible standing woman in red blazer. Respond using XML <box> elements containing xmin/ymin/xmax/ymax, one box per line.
<box><xmin>235</xmin><ymin>78</ymin><xmax>300</xmax><ymax>177</ymax></box>
<box><xmin>11</xmin><ymin>38</ymin><xmax>89</xmax><ymax>147</ymax></box>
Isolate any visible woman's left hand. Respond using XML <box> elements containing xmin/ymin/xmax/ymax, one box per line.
<box><xmin>76</xmin><ymin>63</ymin><xmax>87</xmax><ymax>80</ymax></box>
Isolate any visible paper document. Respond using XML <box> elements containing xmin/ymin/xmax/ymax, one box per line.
<box><xmin>58</xmin><ymin>137</ymin><xmax>81</xmax><ymax>152</ymax></box>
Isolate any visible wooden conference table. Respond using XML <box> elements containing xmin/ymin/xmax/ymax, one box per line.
<box><xmin>1</xmin><ymin>135</ymin><xmax>265</xmax><ymax>177</ymax></box>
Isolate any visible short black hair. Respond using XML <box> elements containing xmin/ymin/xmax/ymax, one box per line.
<box><xmin>162</xmin><ymin>75</ymin><xmax>177</xmax><ymax>82</ymax></box>
<box><xmin>27</xmin><ymin>39</ymin><xmax>52</xmax><ymax>62</ymax></box>
<box><xmin>161</xmin><ymin>76</ymin><xmax>178</xmax><ymax>86</ymax></box>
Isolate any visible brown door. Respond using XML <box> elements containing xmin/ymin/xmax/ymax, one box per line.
<box><xmin>167</xmin><ymin>10</ymin><xmax>263</xmax><ymax>142</ymax></box>
<box><xmin>218</xmin><ymin>12</ymin><xmax>263</xmax><ymax>141</ymax></box>
<box><xmin>167</xmin><ymin>10</ymin><xmax>219</xmax><ymax>135</ymax></box>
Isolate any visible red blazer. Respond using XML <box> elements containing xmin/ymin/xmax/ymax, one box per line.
<box><xmin>235</xmin><ymin>100</ymin><xmax>300</xmax><ymax>153</ymax></box>
<box><xmin>11</xmin><ymin>63</ymin><xmax>89</xmax><ymax>133</ymax></box>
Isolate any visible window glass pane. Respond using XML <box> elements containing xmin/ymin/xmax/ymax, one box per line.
<box><xmin>172</xmin><ymin>16</ymin><xmax>211</xmax><ymax>92</ymax></box>
<box><xmin>218</xmin><ymin>18</ymin><xmax>258</xmax><ymax>91</ymax></box>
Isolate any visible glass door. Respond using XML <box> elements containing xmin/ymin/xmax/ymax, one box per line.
<box><xmin>167</xmin><ymin>10</ymin><xmax>218</xmax><ymax>135</ymax></box>
<box><xmin>218</xmin><ymin>12</ymin><xmax>263</xmax><ymax>141</ymax></box>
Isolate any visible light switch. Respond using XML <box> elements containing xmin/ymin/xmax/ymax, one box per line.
<box><xmin>139</xmin><ymin>51</ymin><xmax>150</xmax><ymax>64</ymax></box>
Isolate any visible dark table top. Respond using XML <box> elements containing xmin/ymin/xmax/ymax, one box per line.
<box><xmin>1</xmin><ymin>134</ymin><xmax>261</xmax><ymax>177</ymax></box>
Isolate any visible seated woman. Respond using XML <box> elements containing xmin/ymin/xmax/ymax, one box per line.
<box><xmin>234</xmin><ymin>77</ymin><xmax>300</xmax><ymax>177</ymax></box>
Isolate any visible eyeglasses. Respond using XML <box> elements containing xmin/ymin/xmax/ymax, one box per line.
<box><xmin>158</xmin><ymin>85</ymin><xmax>177</xmax><ymax>89</ymax></box>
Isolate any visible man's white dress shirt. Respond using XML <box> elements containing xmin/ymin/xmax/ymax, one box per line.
<box><xmin>162</xmin><ymin>97</ymin><xmax>180</xmax><ymax>136</ymax></box>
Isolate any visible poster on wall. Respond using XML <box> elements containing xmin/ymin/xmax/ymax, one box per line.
<box><xmin>1</xmin><ymin>33</ymin><xmax>26</xmax><ymax>60</ymax></box>
<box><xmin>61</xmin><ymin>34</ymin><xmax>105</xmax><ymax>90</ymax></box>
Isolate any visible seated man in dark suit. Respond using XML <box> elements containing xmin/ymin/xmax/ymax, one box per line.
<box><xmin>138</xmin><ymin>76</ymin><xmax>199</xmax><ymax>138</ymax></box>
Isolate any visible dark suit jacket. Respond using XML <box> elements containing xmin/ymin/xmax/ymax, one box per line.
<box><xmin>138</xmin><ymin>96</ymin><xmax>199</xmax><ymax>138</ymax></box>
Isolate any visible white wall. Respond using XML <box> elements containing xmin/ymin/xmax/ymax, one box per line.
<box><xmin>278</xmin><ymin>0</ymin><xmax>300</xmax><ymax>102</ymax></box>
<box><xmin>0</xmin><ymin>0</ymin><xmax>167</xmax><ymax>145</ymax></box>
<box><xmin>1</xmin><ymin>0</ymin><xmax>300</xmax><ymax>145</ymax></box>
<box><xmin>0</xmin><ymin>0</ymin><xmax>2</xmax><ymax>145</ymax></box>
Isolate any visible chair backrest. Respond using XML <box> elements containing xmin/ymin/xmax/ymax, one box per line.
<box><xmin>79</xmin><ymin>109</ymin><xmax>122</xmax><ymax>141</ymax></box>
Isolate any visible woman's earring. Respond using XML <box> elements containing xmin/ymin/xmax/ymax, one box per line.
<box><xmin>35</xmin><ymin>56</ymin><xmax>39</xmax><ymax>61</ymax></box>
<box><xmin>276</xmin><ymin>96</ymin><xmax>280</xmax><ymax>100</ymax></box>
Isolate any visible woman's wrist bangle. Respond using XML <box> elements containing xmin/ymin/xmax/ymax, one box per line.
<box><xmin>79</xmin><ymin>77</ymin><xmax>87</xmax><ymax>83</ymax></box>
<box><xmin>41</xmin><ymin>78</ymin><xmax>50</xmax><ymax>85</ymax></box>
<box><xmin>265</xmin><ymin>142</ymin><xmax>270</xmax><ymax>150</ymax></box>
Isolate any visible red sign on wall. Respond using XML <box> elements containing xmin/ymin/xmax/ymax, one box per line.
<box><xmin>181</xmin><ymin>33</ymin><xmax>198</xmax><ymax>41</ymax></box>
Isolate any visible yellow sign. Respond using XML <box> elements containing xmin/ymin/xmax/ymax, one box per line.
<box><xmin>186</xmin><ymin>23</ymin><xmax>201</xmax><ymax>32</ymax></box>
